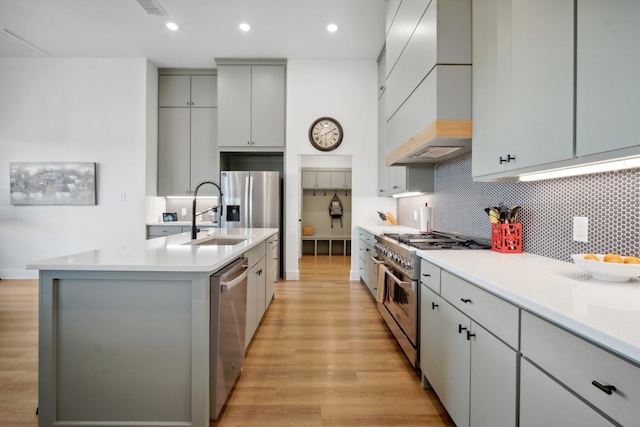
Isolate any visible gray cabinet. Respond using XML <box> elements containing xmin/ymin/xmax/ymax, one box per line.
<box><xmin>358</xmin><ymin>229</ymin><xmax>377</xmax><ymax>295</ymax></box>
<box><xmin>330</xmin><ymin>171</ymin><xmax>351</xmax><ymax>189</ymax></box>
<box><xmin>472</xmin><ymin>0</ymin><xmax>574</xmax><ymax>179</ymax></box>
<box><xmin>265</xmin><ymin>235</ymin><xmax>278</xmax><ymax>307</ymax></box>
<box><xmin>576</xmin><ymin>0</ymin><xmax>640</xmax><ymax>157</ymax></box>
<box><xmin>385</xmin><ymin>0</ymin><xmax>471</xmax><ymax>121</ymax></box>
<box><xmin>217</xmin><ymin>62</ymin><xmax>285</xmax><ymax>149</ymax></box>
<box><xmin>520</xmin><ymin>359</ymin><xmax>614</xmax><ymax>427</ymax></box>
<box><xmin>421</xmin><ymin>268</ymin><xmax>519</xmax><ymax>427</ymax></box>
<box><xmin>420</xmin><ymin>285</ymin><xmax>443</xmax><ymax>392</ymax></box>
<box><xmin>302</xmin><ymin>170</ymin><xmax>350</xmax><ymax>189</ymax></box>
<box><xmin>439</xmin><ymin>299</ymin><xmax>471</xmax><ymax>427</ymax></box>
<box><xmin>385</xmin><ymin>0</ymin><xmax>430</xmax><ymax>81</ymax></box>
<box><xmin>301</xmin><ymin>171</ymin><xmax>331</xmax><ymax>189</ymax></box>
<box><xmin>158</xmin><ymin>107</ymin><xmax>218</xmax><ymax>196</ymax></box>
<box><xmin>158</xmin><ymin>75</ymin><xmax>217</xmax><ymax>108</ymax></box>
<box><xmin>521</xmin><ymin>310</ymin><xmax>640</xmax><ymax>427</ymax></box>
<box><xmin>389</xmin><ymin>165</ymin><xmax>435</xmax><ymax>195</ymax></box>
<box><xmin>158</xmin><ymin>73</ymin><xmax>218</xmax><ymax>196</ymax></box>
<box><xmin>377</xmin><ymin>58</ymin><xmax>390</xmax><ymax>195</ymax></box>
<box><xmin>245</xmin><ymin>242</ymin><xmax>266</xmax><ymax>350</ymax></box>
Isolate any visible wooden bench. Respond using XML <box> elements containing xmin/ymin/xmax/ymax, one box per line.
<box><xmin>302</xmin><ymin>236</ymin><xmax>352</xmax><ymax>256</ymax></box>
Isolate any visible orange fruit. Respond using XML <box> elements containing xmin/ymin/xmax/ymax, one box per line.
<box><xmin>623</xmin><ymin>256</ymin><xmax>640</xmax><ymax>264</ymax></box>
<box><xmin>603</xmin><ymin>253</ymin><xmax>623</xmax><ymax>263</ymax></box>
<box><xmin>583</xmin><ymin>254</ymin><xmax>599</xmax><ymax>261</ymax></box>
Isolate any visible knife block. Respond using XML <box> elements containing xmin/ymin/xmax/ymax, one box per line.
<box><xmin>491</xmin><ymin>223</ymin><xmax>522</xmax><ymax>253</ymax></box>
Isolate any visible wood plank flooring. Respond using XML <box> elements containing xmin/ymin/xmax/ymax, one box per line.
<box><xmin>0</xmin><ymin>256</ymin><xmax>454</xmax><ymax>426</ymax></box>
<box><xmin>214</xmin><ymin>256</ymin><xmax>454</xmax><ymax>426</ymax></box>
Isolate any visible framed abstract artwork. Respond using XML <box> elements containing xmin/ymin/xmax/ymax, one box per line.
<box><xmin>10</xmin><ymin>162</ymin><xmax>97</xmax><ymax>205</ymax></box>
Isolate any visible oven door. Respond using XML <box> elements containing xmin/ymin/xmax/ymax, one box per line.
<box><xmin>382</xmin><ymin>266</ymin><xmax>417</xmax><ymax>346</ymax></box>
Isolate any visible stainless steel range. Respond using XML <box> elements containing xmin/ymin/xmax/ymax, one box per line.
<box><xmin>374</xmin><ymin>231</ymin><xmax>491</xmax><ymax>368</ymax></box>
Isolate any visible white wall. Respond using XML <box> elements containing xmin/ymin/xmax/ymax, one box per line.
<box><xmin>285</xmin><ymin>59</ymin><xmax>395</xmax><ymax>280</ymax></box>
<box><xmin>0</xmin><ymin>58</ymin><xmax>156</xmax><ymax>278</ymax></box>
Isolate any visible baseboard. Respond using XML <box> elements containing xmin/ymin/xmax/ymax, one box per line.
<box><xmin>285</xmin><ymin>270</ymin><xmax>300</xmax><ymax>280</ymax></box>
<box><xmin>0</xmin><ymin>269</ymin><xmax>38</xmax><ymax>280</ymax></box>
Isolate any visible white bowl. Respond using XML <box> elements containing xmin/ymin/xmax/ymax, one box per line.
<box><xmin>571</xmin><ymin>254</ymin><xmax>640</xmax><ymax>282</ymax></box>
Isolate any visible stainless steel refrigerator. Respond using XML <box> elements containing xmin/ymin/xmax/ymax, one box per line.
<box><xmin>220</xmin><ymin>171</ymin><xmax>280</xmax><ymax>229</ymax></box>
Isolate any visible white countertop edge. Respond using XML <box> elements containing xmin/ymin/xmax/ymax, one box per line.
<box><xmin>418</xmin><ymin>251</ymin><xmax>640</xmax><ymax>366</ymax></box>
<box><xmin>26</xmin><ymin>228</ymin><xmax>278</xmax><ymax>274</ymax></box>
<box><xmin>147</xmin><ymin>221</ymin><xmax>218</xmax><ymax>227</ymax></box>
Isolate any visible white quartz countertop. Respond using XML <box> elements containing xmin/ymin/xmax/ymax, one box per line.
<box><xmin>418</xmin><ymin>250</ymin><xmax>640</xmax><ymax>365</ymax></box>
<box><xmin>147</xmin><ymin>221</ymin><xmax>218</xmax><ymax>227</ymax></box>
<box><xmin>27</xmin><ymin>228</ymin><xmax>278</xmax><ymax>273</ymax></box>
<box><xmin>358</xmin><ymin>224</ymin><xmax>419</xmax><ymax>236</ymax></box>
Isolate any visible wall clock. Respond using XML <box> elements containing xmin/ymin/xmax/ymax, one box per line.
<box><xmin>308</xmin><ymin>117</ymin><xmax>344</xmax><ymax>151</ymax></box>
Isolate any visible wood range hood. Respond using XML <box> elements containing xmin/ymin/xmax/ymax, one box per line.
<box><xmin>385</xmin><ymin>120</ymin><xmax>472</xmax><ymax>166</ymax></box>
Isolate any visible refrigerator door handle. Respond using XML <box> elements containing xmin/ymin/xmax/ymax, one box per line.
<box><xmin>243</xmin><ymin>176</ymin><xmax>249</xmax><ymax>226</ymax></box>
<box><xmin>248</xmin><ymin>176</ymin><xmax>253</xmax><ymax>226</ymax></box>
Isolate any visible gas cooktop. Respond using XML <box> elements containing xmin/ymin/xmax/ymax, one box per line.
<box><xmin>382</xmin><ymin>231</ymin><xmax>492</xmax><ymax>250</ymax></box>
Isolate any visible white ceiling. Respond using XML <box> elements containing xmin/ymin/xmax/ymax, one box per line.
<box><xmin>0</xmin><ymin>0</ymin><xmax>386</xmax><ymax>68</ymax></box>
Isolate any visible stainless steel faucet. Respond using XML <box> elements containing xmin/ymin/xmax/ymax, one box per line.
<box><xmin>191</xmin><ymin>180</ymin><xmax>223</xmax><ymax>239</ymax></box>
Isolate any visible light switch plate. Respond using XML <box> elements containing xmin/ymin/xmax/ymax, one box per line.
<box><xmin>573</xmin><ymin>217</ymin><xmax>588</xmax><ymax>242</ymax></box>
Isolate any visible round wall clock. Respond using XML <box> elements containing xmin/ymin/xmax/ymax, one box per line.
<box><xmin>308</xmin><ymin>117</ymin><xmax>344</xmax><ymax>151</ymax></box>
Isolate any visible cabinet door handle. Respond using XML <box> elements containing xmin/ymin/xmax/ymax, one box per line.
<box><xmin>460</xmin><ymin>298</ymin><xmax>472</xmax><ymax>303</ymax></box>
<box><xmin>467</xmin><ymin>331</ymin><xmax>476</xmax><ymax>340</ymax></box>
<box><xmin>507</xmin><ymin>154</ymin><xmax>516</xmax><ymax>162</ymax></box>
<box><xmin>431</xmin><ymin>302</ymin><xmax>438</xmax><ymax>309</ymax></box>
<box><xmin>422</xmin><ymin>273</ymin><xmax>431</xmax><ymax>277</ymax></box>
<box><xmin>458</xmin><ymin>324</ymin><xmax>467</xmax><ymax>334</ymax></box>
<box><xmin>592</xmin><ymin>381</ymin><xmax>616</xmax><ymax>395</ymax></box>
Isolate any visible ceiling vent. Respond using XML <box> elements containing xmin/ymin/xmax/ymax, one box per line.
<box><xmin>136</xmin><ymin>0</ymin><xmax>168</xmax><ymax>16</ymax></box>
<box><xmin>0</xmin><ymin>29</ymin><xmax>48</xmax><ymax>56</ymax></box>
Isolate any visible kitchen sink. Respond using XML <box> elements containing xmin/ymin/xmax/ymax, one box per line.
<box><xmin>184</xmin><ymin>237</ymin><xmax>249</xmax><ymax>246</ymax></box>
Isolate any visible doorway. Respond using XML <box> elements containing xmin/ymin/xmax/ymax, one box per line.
<box><xmin>298</xmin><ymin>155</ymin><xmax>352</xmax><ymax>261</ymax></box>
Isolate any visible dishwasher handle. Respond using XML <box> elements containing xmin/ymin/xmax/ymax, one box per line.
<box><xmin>219</xmin><ymin>258</ymin><xmax>249</xmax><ymax>292</ymax></box>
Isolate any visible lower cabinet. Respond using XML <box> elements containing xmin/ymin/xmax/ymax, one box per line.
<box><xmin>520</xmin><ymin>358</ymin><xmax>614</xmax><ymax>427</ymax></box>
<box><xmin>420</xmin><ymin>265</ymin><xmax>518</xmax><ymax>427</ymax></box>
<box><xmin>265</xmin><ymin>235</ymin><xmax>278</xmax><ymax>306</ymax></box>
<box><xmin>245</xmin><ymin>243</ymin><xmax>266</xmax><ymax>350</ymax></box>
<box><xmin>420</xmin><ymin>285</ymin><xmax>443</xmax><ymax>392</ymax></box>
<box><xmin>358</xmin><ymin>229</ymin><xmax>377</xmax><ymax>296</ymax></box>
<box><xmin>521</xmin><ymin>310</ymin><xmax>640</xmax><ymax>427</ymax></box>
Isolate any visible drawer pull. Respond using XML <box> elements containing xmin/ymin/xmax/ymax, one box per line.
<box><xmin>432</xmin><ymin>302</ymin><xmax>439</xmax><ymax>309</ymax></box>
<box><xmin>458</xmin><ymin>324</ymin><xmax>467</xmax><ymax>334</ymax></box>
<box><xmin>592</xmin><ymin>381</ymin><xmax>616</xmax><ymax>395</ymax></box>
<box><xmin>423</xmin><ymin>273</ymin><xmax>431</xmax><ymax>277</ymax></box>
<box><xmin>467</xmin><ymin>331</ymin><xmax>476</xmax><ymax>341</ymax></box>
<box><xmin>460</xmin><ymin>298</ymin><xmax>472</xmax><ymax>303</ymax></box>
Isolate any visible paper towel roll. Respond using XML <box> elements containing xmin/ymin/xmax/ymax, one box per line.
<box><xmin>420</xmin><ymin>206</ymin><xmax>432</xmax><ymax>232</ymax></box>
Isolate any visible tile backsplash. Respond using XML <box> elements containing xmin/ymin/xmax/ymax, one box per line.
<box><xmin>398</xmin><ymin>152</ymin><xmax>640</xmax><ymax>262</ymax></box>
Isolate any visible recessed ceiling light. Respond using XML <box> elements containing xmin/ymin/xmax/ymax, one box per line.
<box><xmin>166</xmin><ymin>22</ymin><xmax>179</xmax><ymax>31</ymax></box>
<box><xmin>239</xmin><ymin>23</ymin><xmax>251</xmax><ymax>32</ymax></box>
<box><xmin>327</xmin><ymin>24</ymin><xmax>338</xmax><ymax>32</ymax></box>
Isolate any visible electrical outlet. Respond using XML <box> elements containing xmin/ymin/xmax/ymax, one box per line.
<box><xmin>120</xmin><ymin>193</ymin><xmax>126</xmax><ymax>201</ymax></box>
<box><xmin>573</xmin><ymin>217</ymin><xmax>588</xmax><ymax>242</ymax></box>
<box><xmin>181</xmin><ymin>208</ymin><xmax>187</xmax><ymax>216</ymax></box>
<box><xmin>414</xmin><ymin>210</ymin><xmax>418</xmax><ymax>221</ymax></box>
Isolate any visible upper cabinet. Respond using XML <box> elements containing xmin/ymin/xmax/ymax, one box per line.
<box><xmin>576</xmin><ymin>0</ymin><xmax>640</xmax><ymax>157</ymax></box>
<box><xmin>216</xmin><ymin>59</ymin><xmax>286</xmax><ymax>149</ymax></box>
<box><xmin>301</xmin><ymin>170</ymin><xmax>351</xmax><ymax>190</ymax></box>
<box><xmin>159</xmin><ymin>75</ymin><xmax>217</xmax><ymax>108</ymax></box>
<box><xmin>472</xmin><ymin>0</ymin><xmax>640</xmax><ymax>181</ymax></box>
<box><xmin>383</xmin><ymin>0</ymin><xmax>473</xmax><ymax>166</ymax></box>
<box><xmin>472</xmin><ymin>0</ymin><xmax>574</xmax><ymax>179</ymax></box>
<box><xmin>158</xmin><ymin>72</ymin><xmax>218</xmax><ymax>196</ymax></box>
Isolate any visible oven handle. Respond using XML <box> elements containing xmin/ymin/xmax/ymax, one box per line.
<box><xmin>384</xmin><ymin>267</ymin><xmax>413</xmax><ymax>289</ymax></box>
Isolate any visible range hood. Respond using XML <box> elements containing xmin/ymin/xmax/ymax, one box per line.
<box><xmin>385</xmin><ymin>120</ymin><xmax>472</xmax><ymax>166</ymax></box>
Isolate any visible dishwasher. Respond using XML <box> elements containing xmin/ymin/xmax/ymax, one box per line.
<box><xmin>210</xmin><ymin>257</ymin><xmax>249</xmax><ymax>419</ymax></box>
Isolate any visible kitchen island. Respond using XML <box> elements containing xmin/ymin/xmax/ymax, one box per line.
<box><xmin>27</xmin><ymin>227</ymin><xmax>278</xmax><ymax>427</ymax></box>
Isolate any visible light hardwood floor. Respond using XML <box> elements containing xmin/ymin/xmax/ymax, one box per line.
<box><xmin>0</xmin><ymin>257</ymin><xmax>454</xmax><ymax>426</ymax></box>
